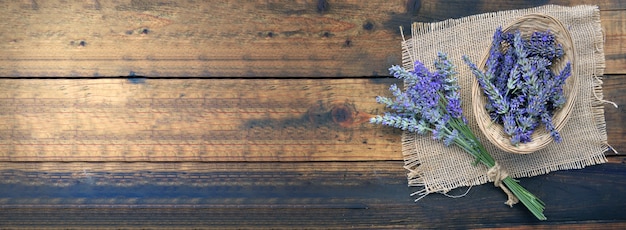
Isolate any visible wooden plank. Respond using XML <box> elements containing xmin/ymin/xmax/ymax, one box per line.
<box><xmin>0</xmin><ymin>76</ymin><xmax>623</xmax><ymax>162</ymax></box>
<box><xmin>0</xmin><ymin>78</ymin><xmax>402</xmax><ymax>161</ymax></box>
<box><xmin>0</xmin><ymin>160</ymin><xmax>625</xmax><ymax>228</ymax></box>
<box><xmin>604</xmin><ymin>74</ymin><xmax>626</xmax><ymax>154</ymax></box>
<box><xmin>602</xmin><ymin>10</ymin><xmax>626</xmax><ymax>74</ymax></box>
<box><xmin>0</xmin><ymin>0</ymin><xmax>624</xmax><ymax>77</ymax></box>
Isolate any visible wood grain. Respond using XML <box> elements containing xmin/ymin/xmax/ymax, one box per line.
<box><xmin>0</xmin><ymin>1</ymin><xmax>623</xmax><ymax>228</ymax></box>
<box><xmin>604</xmin><ymin>74</ymin><xmax>626</xmax><ymax>154</ymax></box>
<box><xmin>0</xmin><ymin>78</ymin><xmax>402</xmax><ymax>161</ymax></box>
<box><xmin>0</xmin><ymin>160</ymin><xmax>624</xmax><ymax>228</ymax></box>
<box><xmin>602</xmin><ymin>9</ymin><xmax>626</xmax><ymax>75</ymax></box>
<box><xmin>0</xmin><ymin>76</ymin><xmax>623</xmax><ymax>161</ymax></box>
<box><xmin>0</xmin><ymin>0</ymin><xmax>624</xmax><ymax>77</ymax></box>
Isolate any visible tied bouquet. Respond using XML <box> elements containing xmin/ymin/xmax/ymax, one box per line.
<box><xmin>370</xmin><ymin>52</ymin><xmax>546</xmax><ymax>220</ymax></box>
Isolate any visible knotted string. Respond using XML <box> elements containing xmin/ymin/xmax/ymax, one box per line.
<box><xmin>487</xmin><ymin>162</ymin><xmax>519</xmax><ymax>207</ymax></box>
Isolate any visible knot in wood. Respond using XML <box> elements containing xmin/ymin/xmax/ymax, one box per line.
<box><xmin>331</xmin><ymin>104</ymin><xmax>354</xmax><ymax>127</ymax></box>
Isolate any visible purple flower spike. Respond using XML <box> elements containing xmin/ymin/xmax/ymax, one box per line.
<box><xmin>541</xmin><ymin>113</ymin><xmax>562</xmax><ymax>143</ymax></box>
<box><xmin>463</xmin><ymin>55</ymin><xmax>509</xmax><ymax>114</ymax></box>
<box><xmin>444</xmin><ymin>129</ymin><xmax>459</xmax><ymax>146</ymax></box>
<box><xmin>503</xmin><ymin>112</ymin><xmax>516</xmax><ymax>136</ymax></box>
<box><xmin>373</xmin><ymin>52</ymin><xmax>466</xmax><ymax>144</ymax></box>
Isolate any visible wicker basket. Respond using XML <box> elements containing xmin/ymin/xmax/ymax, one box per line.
<box><xmin>472</xmin><ymin>14</ymin><xmax>578</xmax><ymax>154</ymax></box>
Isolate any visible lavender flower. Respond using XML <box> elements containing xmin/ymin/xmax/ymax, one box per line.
<box><xmin>517</xmin><ymin>115</ymin><xmax>537</xmax><ymax>130</ymax></box>
<box><xmin>464</xmin><ymin>56</ymin><xmax>509</xmax><ymax>114</ymax></box>
<box><xmin>485</xmin><ymin>27</ymin><xmax>504</xmax><ymax>81</ymax></box>
<box><xmin>513</xmin><ymin>31</ymin><xmax>529</xmax><ymax>58</ymax></box>
<box><xmin>436</xmin><ymin>53</ymin><xmax>463</xmax><ymax>119</ymax></box>
<box><xmin>550</xmin><ymin>62</ymin><xmax>571</xmax><ymax>108</ymax></box>
<box><xmin>371</xmin><ymin>52</ymin><xmax>462</xmax><ymax>142</ymax></box>
<box><xmin>444</xmin><ymin>129</ymin><xmax>459</xmax><ymax>146</ymax></box>
<box><xmin>446</xmin><ymin>91</ymin><xmax>463</xmax><ymax>119</ymax></box>
<box><xmin>503</xmin><ymin>112</ymin><xmax>516</xmax><ymax>136</ymax></box>
<box><xmin>526</xmin><ymin>31</ymin><xmax>564</xmax><ymax>59</ymax></box>
<box><xmin>498</xmin><ymin>48</ymin><xmax>517</xmax><ymax>94</ymax></box>
<box><xmin>541</xmin><ymin>113</ymin><xmax>562</xmax><ymax>142</ymax></box>
<box><xmin>465</xmin><ymin>28</ymin><xmax>570</xmax><ymax>145</ymax></box>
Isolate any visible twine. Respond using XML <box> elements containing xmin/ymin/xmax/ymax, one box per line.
<box><xmin>487</xmin><ymin>162</ymin><xmax>519</xmax><ymax>207</ymax></box>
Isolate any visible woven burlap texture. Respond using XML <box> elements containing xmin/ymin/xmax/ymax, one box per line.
<box><xmin>401</xmin><ymin>5</ymin><xmax>610</xmax><ymax>198</ymax></box>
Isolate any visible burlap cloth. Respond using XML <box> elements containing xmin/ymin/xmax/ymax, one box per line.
<box><xmin>400</xmin><ymin>5</ymin><xmax>612</xmax><ymax>198</ymax></box>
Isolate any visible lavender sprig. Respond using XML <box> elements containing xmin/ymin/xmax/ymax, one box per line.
<box><xmin>464</xmin><ymin>56</ymin><xmax>509</xmax><ymax>115</ymax></box>
<box><xmin>371</xmin><ymin>52</ymin><xmax>547</xmax><ymax>220</ymax></box>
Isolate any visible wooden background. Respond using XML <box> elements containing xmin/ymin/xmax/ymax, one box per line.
<box><xmin>0</xmin><ymin>0</ymin><xmax>625</xmax><ymax>228</ymax></box>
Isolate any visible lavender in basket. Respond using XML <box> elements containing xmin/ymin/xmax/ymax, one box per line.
<box><xmin>464</xmin><ymin>27</ymin><xmax>571</xmax><ymax>145</ymax></box>
<box><xmin>371</xmin><ymin>52</ymin><xmax>546</xmax><ymax>220</ymax></box>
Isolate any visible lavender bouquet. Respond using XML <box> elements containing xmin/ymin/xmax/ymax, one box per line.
<box><xmin>371</xmin><ymin>53</ymin><xmax>546</xmax><ymax>220</ymax></box>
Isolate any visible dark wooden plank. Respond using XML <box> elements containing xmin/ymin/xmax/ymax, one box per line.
<box><xmin>0</xmin><ymin>160</ymin><xmax>624</xmax><ymax>228</ymax></box>
<box><xmin>603</xmin><ymin>74</ymin><xmax>625</xmax><ymax>154</ymax></box>
<box><xmin>0</xmin><ymin>0</ymin><xmax>624</xmax><ymax>77</ymax></box>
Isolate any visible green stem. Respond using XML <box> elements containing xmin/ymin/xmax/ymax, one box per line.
<box><xmin>504</xmin><ymin>177</ymin><xmax>547</xmax><ymax>220</ymax></box>
<box><xmin>447</xmin><ymin>117</ymin><xmax>546</xmax><ymax>220</ymax></box>
<box><xmin>430</xmin><ymin>94</ymin><xmax>545</xmax><ymax>220</ymax></box>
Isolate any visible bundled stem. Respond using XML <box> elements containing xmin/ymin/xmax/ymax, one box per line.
<box><xmin>449</xmin><ymin>116</ymin><xmax>546</xmax><ymax>220</ymax></box>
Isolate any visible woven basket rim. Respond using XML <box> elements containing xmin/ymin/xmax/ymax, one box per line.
<box><xmin>472</xmin><ymin>13</ymin><xmax>578</xmax><ymax>154</ymax></box>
